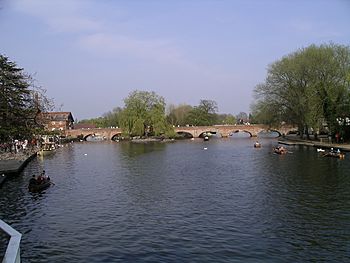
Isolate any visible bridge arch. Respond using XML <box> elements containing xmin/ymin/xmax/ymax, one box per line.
<box><xmin>111</xmin><ymin>133</ymin><xmax>123</xmax><ymax>141</ymax></box>
<box><xmin>229</xmin><ymin>130</ymin><xmax>253</xmax><ymax>137</ymax></box>
<box><xmin>83</xmin><ymin>134</ymin><xmax>94</xmax><ymax>141</ymax></box>
<box><xmin>176</xmin><ymin>131</ymin><xmax>194</xmax><ymax>138</ymax></box>
<box><xmin>256</xmin><ymin>129</ymin><xmax>282</xmax><ymax>137</ymax></box>
<box><xmin>199</xmin><ymin>131</ymin><xmax>219</xmax><ymax>138</ymax></box>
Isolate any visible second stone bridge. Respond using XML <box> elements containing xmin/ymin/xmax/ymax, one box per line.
<box><xmin>174</xmin><ymin>124</ymin><xmax>292</xmax><ymax>138</ymax></box>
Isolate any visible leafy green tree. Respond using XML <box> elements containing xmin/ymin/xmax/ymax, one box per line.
<box><xmin>250</xmin><ymin>100</ymin><xmax>282</xmax><ymax>126</ymax></box>
<box><xmin>303</xmin><ymin>44</ymin><xmax>350</xmax><ymax>137</ymax></box>
<box><xmin>185</xmin><ymin>99</ymin><xmax>218</xmax><ymax>126</ymax></box>
<box><xmin>78</xmin><ymin>117</ymin><xmax>106</xmax><ymax>127</ymax></box>
<box><xmin>166</xmin><ymin>103</ymin><xmax>193</xmax><ymax>126</ymax></box>
<box><xmin>216</xmin><ymin>113</ymin><xmax>236</xmax><ymax>125</ymax></box>
<box><xmin>0</xmin><ymin>54</ymin><xmax>52</xmax><ymax>142</ymax></box>
<box><xmin>120</xmin><ymin>90</ymin><xmax>172</xmax><ymax>136</ymax></box>
<box><xmin>252</xmin><ymin>43</ymin><xmax>350</xmax><ymax>139</ymax></box>
<box><xmin>102</xmin><ymin>107</ymin><xmax>122</xmax><ymax>127</ymax></box>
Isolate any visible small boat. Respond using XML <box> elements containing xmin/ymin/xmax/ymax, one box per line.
<box><xmin>28</xmin><ymin>179</ymin><xmax>51</xmax><ymax>192</ymax></box>
<box><xmin>254</xmin><ymin>142</ymin><xmax>261</xmax><ymax>148</ymax></box>
<box><xmin>274</xmin><ymin>146</ymin><xmax>287</xmax><ymax>154</ymax></box>
<box><xmin>317</xmin><ymin>148</ymin><xmax>325</xmax><ymax>152</ymax></box>
<box><xmin>323</xmin><ymin>152</ymin><xmax>345</xmax><ymax>159</ymax></box>
<box><xmin>204</xmin><ymin>136</ymin><xmax>209</xmax><ymax>141</ymax></box>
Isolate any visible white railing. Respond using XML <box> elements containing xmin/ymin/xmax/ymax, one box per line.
<box><xmin>0</xmin><ymin>220</ymin><xmax>21</xmax><ymax>263</ymax></box>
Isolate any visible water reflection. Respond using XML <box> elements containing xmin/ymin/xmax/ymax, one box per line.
<box><xmin>229</xmin><ymin>131</ymin><xmax>251</xmax><ymax>138</ymax></box>
<box><xmin>119</xmin><ymin>141</ymin><xmax>167</xmax><ymax>157</ymax></box>
<box><xmin>257</xmin><ymin>131</ymin><xmax>280</xmax><ymax>138</ymax></box>
<box><xmin>0</xmin><ymin>139</ymin><xmax>349</xmax><ymax>262</ymax></box>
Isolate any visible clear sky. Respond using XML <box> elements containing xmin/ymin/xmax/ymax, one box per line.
<box><xmin>0</xmin><ymin>0</ymin><xmax>349</xmax><ymax>120</ymax></box>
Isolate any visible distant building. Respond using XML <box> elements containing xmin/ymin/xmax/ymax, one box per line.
<box><xmin>39</xmin><ymin>112</ymin><xmax>74</xmax><ymax>131</ymax></box>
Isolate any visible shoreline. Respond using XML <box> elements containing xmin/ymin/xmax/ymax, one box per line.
<box><xmin>278</xmin><ymin>136</ymin><xmax>350</xmax><ymax>152</ymax></box>
<box><xmin>0</xmin><ymin>152</ymin><xmax>38</xmax><ymax>188</ymax></box>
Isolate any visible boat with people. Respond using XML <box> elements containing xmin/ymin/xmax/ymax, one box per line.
<box><xmin>274</xmin><ymin>146</ymin><xmax>288</xmax><ymax>154</ymax></box>
<box><xmin>28</xmin><ymin>171</ymin><xmax>52</xmax><ymax>192</ymax></box>
<box><xmin>323</xmin><ymin>148</ymin><xmax>345</xmax><ymax>159</ymax></box>
<box><xmin>254</xmin><ymin>141</ymin><xmax>261</xmax><ymax>148</ymax></box>
<box><xmin>28</xmin><ymin>179</ymin><xmax>51</xmax><ymax>192</ymax></box>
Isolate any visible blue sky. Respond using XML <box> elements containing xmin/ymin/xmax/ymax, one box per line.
<box><xmin>0</xmin><ymin>0</ymin><xmax>349</xmax><ymax>120</ymax></box>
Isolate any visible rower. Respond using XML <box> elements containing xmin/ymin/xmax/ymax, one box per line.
<box><xmin>29</xmin><ymin>175</ymin><xmax>37</xmax><ymax>186</ymax></box>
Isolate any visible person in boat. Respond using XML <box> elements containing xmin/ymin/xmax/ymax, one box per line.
<box><xmin>254</xmin><ymin>141</ymin><xmax>261</xmax><ymax>148</ymax></box>
<box><xmin>280</xmin><ymin>146</ymin><xmax>287</xmax><ymax>153</ymax></box>
<box><xmin>29</xmin><ymin>175</ymin><xmax>38</xmax><ymax>186</ymax></box>
<box><xmin>41</xmin><ymin>170</ymin><xmax>49</xmax><ymax>180</ymax></box>
<box><xmin>37</xmin><ymin>172</ymin><xmax>45</xmax><ymax>184</ymax></box>
<box><xmin>275</xmin><ymin>146</ymin><xmax>287</xmax><ymax>154</ymax></box>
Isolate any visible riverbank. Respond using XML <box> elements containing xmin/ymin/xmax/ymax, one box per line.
<box><xmin>131</xmin><ymin>137</ymin><xmax>176</xmax><ymax>143</ymax></box>
<box><xmin>279</xmin><ymin>136</ymin><xmax>350</xmax><ymax>152</ymax></box>
<box><xmin>0</xmin><ymin>151</ymin><xmax>38</xmax><ymax>187</ymax></box>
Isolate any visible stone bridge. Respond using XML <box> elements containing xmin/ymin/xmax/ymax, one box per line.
<box><xmin>174</xmin><ymin>124</ymin><xmax>295</xmax><ymax>138</ymax></box>
<box><xmin>65</xmin><ymin>128</ymin><xmax>123</xmax><ymax>140</ymax></box>
<box><xmin>64</xmin><ymin>125</ymin><xmax>296</xmax><ymax>140</ymax></box>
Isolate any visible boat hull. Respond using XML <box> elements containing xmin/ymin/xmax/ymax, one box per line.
<box><xmin>28</xmin><ymin>181</ymin><xmax>51</xmax><ymax>192</ymax></box>
<box><xmin>324</xmin><ymin>152</ymin><xmax>345</xmax><ymax>159</ymax></box>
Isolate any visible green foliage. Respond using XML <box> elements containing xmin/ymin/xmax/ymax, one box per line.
<box><xmin>166</xmin><ymin>103</ymin><xmax>193</xmax><ymax>126</ymax></box>
<box><xmin>78</xmin><ymin>107</ymin><xmax>123</xmax><ymax>128</ymax></box>
<box><xmin>252</xmin><ymin>43</ymin><xmax>350</xmax><ymax>138</ymax></box>
<box><xmin>216</xmin><ymin>114</ymin><xmax>236</xmax><ymax>125</ymax></box>
<box><xmin>78</xmin><ymin>117</ymin><xmax>103</xmax><ymax>127</ymax></box>
<box><xmin>120</xmin><ymin>90</ymin><xmax>172</xmax><ymax>137</ymax></box>
<box><xmin>185</xmin><ymin>99</ymin><xmax>218</xmax><ymax>126</ymax></box>
<box><xmin>102</xmin><ymin>107</ymin><xmax>122</xmax><ymax>127</ymax></box>
<box><xmin>0</xmin><ymin>54</ymin><xmax>51</xmax><ymax>142</ymax></box>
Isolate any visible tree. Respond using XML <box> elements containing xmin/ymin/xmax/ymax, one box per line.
<box><xmin>120</xmin><ymin>90</ymin><xmax>171</xmax><ymax>136</ymax></box>
<box><xmin>0</xmin><ymin>54</ymin><xmax>52</xmax><ymax>142</ymax></box>
<box><xmin>236</xmin><ymin>112</ymin><xmax>248</xmax><ymax>124</ymax></box>
<box><xmin>102</xmin><ymin>107</ymin><xmax>123</xmax><ymax>127</ymax></box>
<box><xmin>250</xmin><ymin>100</ymin><xmax>282</xmax><ymax>126</ymax></box>
<box><xmin>185</xmin><ymin>99</ymin><xmax>218</xmax><ymax>126</ymax></box>
<box><xmin>304</xmin><ymin>44</ymin><xmax>350</xmax><ymax>137</ymax></box>
<box><xmin>216</xmin><ymin>113</ymin><xmax>236</xmax><ymax>125</ymax></box>
<box><xmin>166</xmin><ymin>103</ymin><xmax>193</xmax><ymax>126</ymax></box>
<box><xmin>252</xmin><ymin>43</ymin><xmax>350</xmax><ymax>139</ymax></box>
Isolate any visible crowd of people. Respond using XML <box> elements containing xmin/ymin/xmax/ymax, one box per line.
<box><xmin>0</xmin><ymin>139</ymin><xmax>38</xmax><ymax>153</ymax></box>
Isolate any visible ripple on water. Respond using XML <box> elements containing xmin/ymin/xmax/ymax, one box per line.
<box><xmin>1</xmin><ymin>140</ymin><xmax>350</xmax><ymax>262</ymax></box>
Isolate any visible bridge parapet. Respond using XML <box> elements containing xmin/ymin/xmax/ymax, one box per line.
<box><xmin>65</xmin><ymin>128</ymin><xmax>123</xmax><ymax>140</ymax></box>
<box><xmin>64</xmin><ymin>125</ymin><xmax>296</xmax><ymax>140</ymax></box>
<box><xmin>174</xmin><ymin>125</ymin><xmax>269</xmax><ymax>137</ymax></box>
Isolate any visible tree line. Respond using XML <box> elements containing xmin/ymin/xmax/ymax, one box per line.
<box><xmin>78</xmin><ymin>91</ymin><xmax>252</xmax><ymax>137</ymax></box>
<box><xmin>251</xmin><ymin>43</ymin><xmax>350</xmax><ymax>141</ymax></box>
<box><xmin>2</xmin><ymin>42</ymin><xmax>349</xmax><ymax>141</ymax></box>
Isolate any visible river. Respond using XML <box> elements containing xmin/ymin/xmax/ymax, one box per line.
<box><xmin>1</xmin><ymin>138</ymin><xmax>350</xmax><ymax>262</ymax></box>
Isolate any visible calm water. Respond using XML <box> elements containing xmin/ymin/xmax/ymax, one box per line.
<box><xmin>1</xmin><ymin>138</ymin><xmax>350</xmax><ymax>262</ymax></box>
